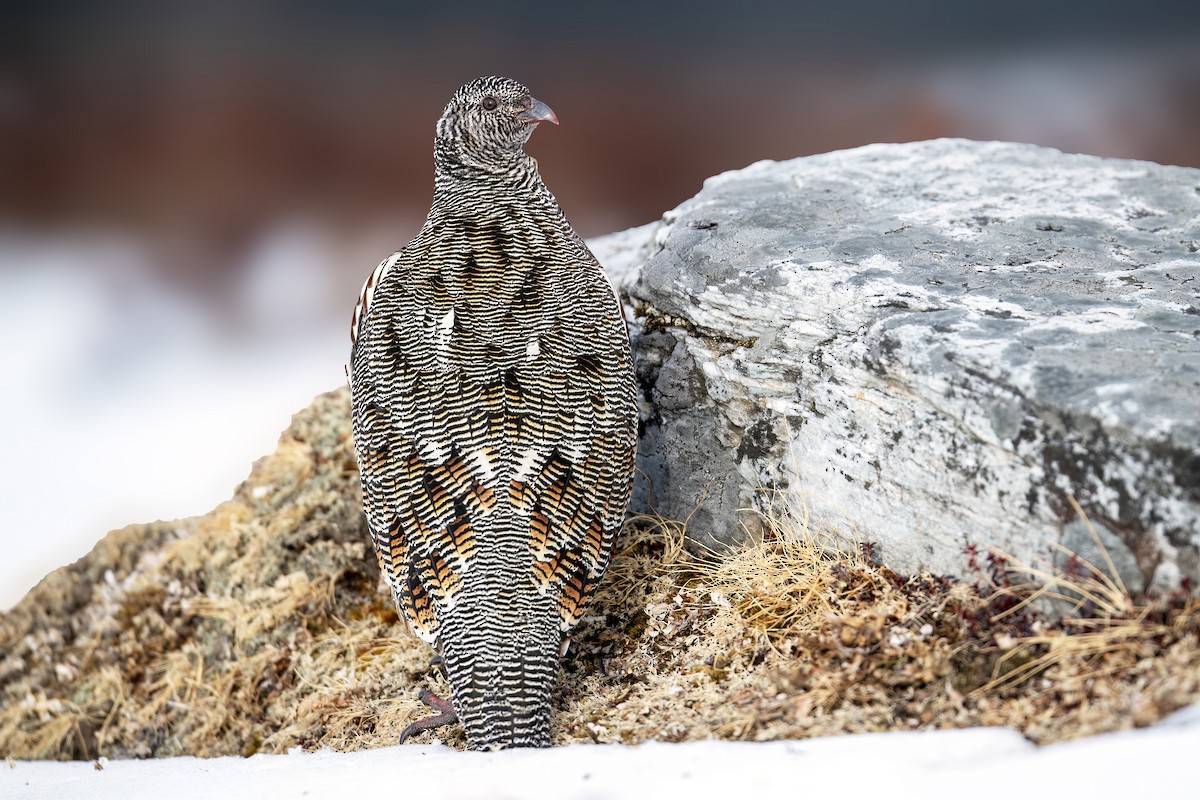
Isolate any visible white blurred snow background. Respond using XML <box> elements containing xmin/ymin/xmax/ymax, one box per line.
<box><xmin>0</xmin><ymin>229</ymin><xmax>350</xmax><ymax>609</ymax></box>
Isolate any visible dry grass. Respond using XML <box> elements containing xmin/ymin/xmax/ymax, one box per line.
<box><xmin>969</xmin><ymin>499</ymin><xmax>1200</xmax><ymax>719</ymax></box>
<box><xmin>2</xmin><ymin>388</ymin><xmax>1199</xmax><ymax>760</ymax></box>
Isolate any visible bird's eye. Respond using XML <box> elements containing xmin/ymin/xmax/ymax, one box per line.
<box><xmin>481</xmin><ymin>96</ymin><xmax>499</xmax><ymax>111</ymax></box>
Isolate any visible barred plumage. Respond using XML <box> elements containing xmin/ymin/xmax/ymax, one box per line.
<box><xmin>348</xmin><ymin>76</ymin><xmax>637</xmax><ymax>749</ymax></box>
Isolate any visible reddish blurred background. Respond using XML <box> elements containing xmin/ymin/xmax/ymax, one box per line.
<box><xmin>1</xmin><ymin>1</ymin><xmax>1199</xmax><ymax>605</ymax></box>
<box><xmin>3</xmin><ymin>1</ymin><xmax>1199</xmax><ymax>301</ymax></box>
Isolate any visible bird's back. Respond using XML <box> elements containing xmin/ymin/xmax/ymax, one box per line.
<box><xmin>350</xmin><ymin>185</ymin><xmax>636</xmax><ymax>748</ymax></box>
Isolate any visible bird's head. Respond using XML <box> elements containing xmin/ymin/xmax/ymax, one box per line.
<box><xmin>434</xmin><ymin>76</ymin><xmax>558</xmax><ymax>175</ymax></box>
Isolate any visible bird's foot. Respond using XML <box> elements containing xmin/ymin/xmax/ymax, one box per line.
<box><xmin>398</xmin><ymin>689</ymin><xmax>458</xmax><ymax>744</ymax></box>
<box><xmin>429</xmin><ymin>654</ymin><xmax>448</xmax><ymax>680</ymax></box>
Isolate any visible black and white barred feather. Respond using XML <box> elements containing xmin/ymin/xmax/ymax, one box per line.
<box><xmin>348</xmin><ymin>76</ymin><xmax>637</xmax><ymax>749</ymax></box>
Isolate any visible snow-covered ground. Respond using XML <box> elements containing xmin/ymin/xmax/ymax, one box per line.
<box><xmin>5</xmin><ymin>708</ymin><xmax>1200</xmax><ymax>800</ymax></box>
<box><xmin>3</xmin><ymin>228</ymin><xmax>1198</xmax><ymax>796</ymax></box>
<box><xmin>0</xmin><ymin>229</ymin><xmax>348</xmax><ymax>610</ymax></box>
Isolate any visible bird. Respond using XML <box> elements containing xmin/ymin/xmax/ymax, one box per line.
<box><xmin>347</xmin><ymin>76</ymin><xmax>637</xmax><ymax>750</ymax></box>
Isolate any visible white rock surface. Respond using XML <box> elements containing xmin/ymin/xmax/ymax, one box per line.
<box><xmin>601</xmin><ymin>139</ymin><xmax>1200</xmax><ymax>588</ymax></box>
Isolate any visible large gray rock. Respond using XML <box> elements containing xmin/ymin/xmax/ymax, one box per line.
<box><xmin>592</xmin><ymin>139</ymin><xmax>1200</xmax><ymax>592</ymax></box>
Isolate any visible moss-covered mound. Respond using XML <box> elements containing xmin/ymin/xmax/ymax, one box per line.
<box><xmin>2</xmin><ymin>388</ymin><xmax>1198</xmax><ymax>760</ymax></box>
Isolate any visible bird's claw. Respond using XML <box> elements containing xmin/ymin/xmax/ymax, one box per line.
<box><xmin>398</xmin><ymin>688</ymin><xmax>458</xmax><ymax>744</ymax></box>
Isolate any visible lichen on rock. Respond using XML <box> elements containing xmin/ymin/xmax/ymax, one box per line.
<box><xmin>619</xmin><ymin>139</ymin><xmax>1200</xmax><ymax>590</ymax></box>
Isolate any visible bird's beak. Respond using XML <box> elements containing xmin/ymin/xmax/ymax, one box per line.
<box><xmin>516</xmin><ymin>97</ymin><xmax>559</xmax><ymax>126</ymax></box>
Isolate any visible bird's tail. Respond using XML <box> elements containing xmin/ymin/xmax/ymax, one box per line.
<box><xmin>440</xmin><ymin>617</ymin><xmax>561</xmax><ymax>750</ymax></box>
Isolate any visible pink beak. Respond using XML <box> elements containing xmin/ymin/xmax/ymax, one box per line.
<box><xmin>516</xmin><ymin>97</ymin><xmax>559</xmax><ymax>126</ymax></box>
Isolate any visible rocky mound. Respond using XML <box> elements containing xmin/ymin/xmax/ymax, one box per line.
<box><xmin>5</xmin><ymin>140</ymin><xmax>1200</xmax><ymax>760</ymax></box>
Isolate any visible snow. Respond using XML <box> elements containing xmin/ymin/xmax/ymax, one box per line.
<box><xmin>5</xmin><ymin>710</ymin><xmax>1200</xmax><ymax>800</ymax></box>
<box><xmin>3</xmin><ymin>228</ymin><xmax>1199</xmax><ymax>795</ymax></box>
<box><xmin>0</xmin><ymin>230</ymin><xmax>347</xmax><ymax>610</ymax></box>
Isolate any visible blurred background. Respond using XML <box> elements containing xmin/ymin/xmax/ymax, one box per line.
<box><xmin>3</xmin><ymin>0</ymin><xmax>1199</xmax><ymax>608</ymax></box>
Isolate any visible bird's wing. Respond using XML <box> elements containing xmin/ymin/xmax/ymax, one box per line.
<box><xmin>510</xmin><ymin>248</ymin><xmax>637</xmax><ymax>630</ymax></box>
<box><xmin>350</xmin><ymin>251</ymin><xmax>400</xmax><ymax>361</ymax></box>
<box><xmin>351</xmin><ymin>240</ymin><xmax>460</xmax><ymax>643</ymax></box>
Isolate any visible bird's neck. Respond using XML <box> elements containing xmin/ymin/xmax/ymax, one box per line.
<box><xmin>431</xmin><ymin>152</ymin><xmax>559</xmax><ymax>219</ymax></box>
<box><xmin>434</xmin><ymin>137</ymin><xmax>541</xmax><ymax>185</ymax></box>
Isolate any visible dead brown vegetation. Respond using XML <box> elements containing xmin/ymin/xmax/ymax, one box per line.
<box><xmin>2</xmin><ymin>388</ymin><xmax>1198</xmax><ymax>760</ymax></box>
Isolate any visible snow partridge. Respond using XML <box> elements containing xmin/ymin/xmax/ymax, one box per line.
<box><xmin>348</xmin><ymin>76</ymin><xmax>637</xmax><ymax>749</ymax></box>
